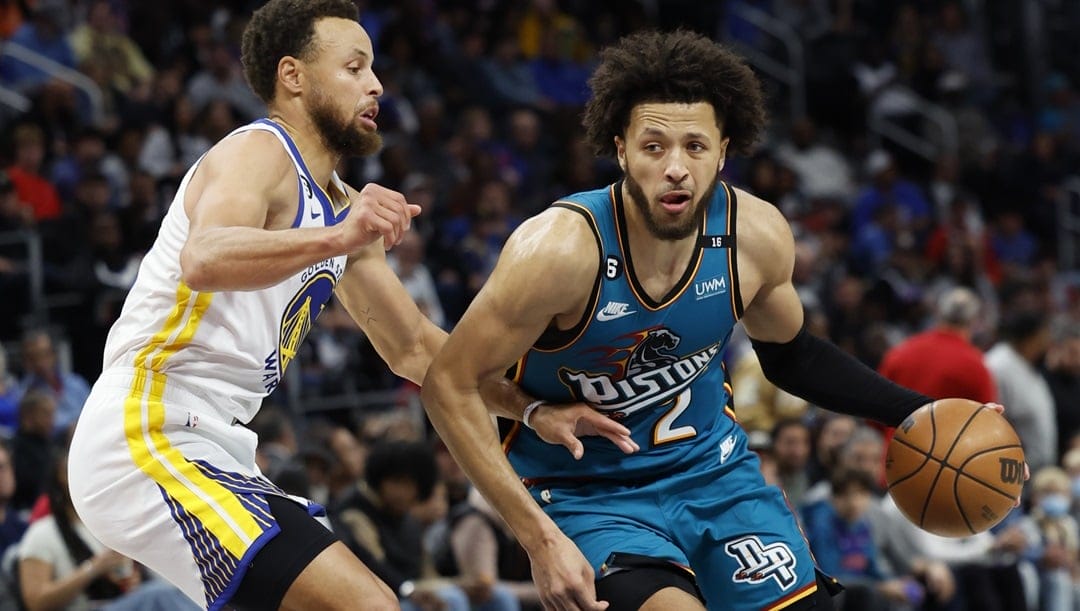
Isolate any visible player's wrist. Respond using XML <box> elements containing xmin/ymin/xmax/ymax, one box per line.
<box><xmin>522</xmin><ymin>400</ymin><xmax>547</xmax><ymax>429</ymax></box>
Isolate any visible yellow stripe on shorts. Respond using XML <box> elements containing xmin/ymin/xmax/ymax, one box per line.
<box><xmin>124</xmin><ymin>282</ymin><xmax>264</xmax><ymax>560</ymax></box>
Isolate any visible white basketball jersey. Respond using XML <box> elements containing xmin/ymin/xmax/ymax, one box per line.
<box><xmin>102</xmin><ymin>119</ymin><xmax>350</xmax><ymax>423</ymax></box>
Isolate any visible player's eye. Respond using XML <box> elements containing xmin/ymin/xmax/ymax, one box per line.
<box><xmin>644</xmin><ymin>143</ymin><xmax>662</xmax><ymax>153</ymax></box>
<box><xmin>688</xmin><ymin>142</ymin><xmax>706</xmax><ymax>152</ymax></box>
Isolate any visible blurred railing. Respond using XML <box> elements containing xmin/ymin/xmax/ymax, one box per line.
<box><xmin>0</xmin><ymin>41</ymin><xmax>104</xmax><ymax>125</ymax></box>
<box><xmin>0</xmin><ymin>230</ymin><xmax>47</xmax><ymax>328</ymax></box>
<box><xmin>728</xmin><ymin>1</ymin><xmax>806</xmax><ymax>122</ymax></box>
<box><xmin>0</xmin><ymin>85</ymin><xmax>30</xmax><ymax>113</ymax></box>
<box><xmin>1059</xmin><ymin>177</ymin><xmax>1080</xmax><ymax>272</ymax></box>
<box><xmin>867</xmin><ymin>85</ymin><xmax>958</xmax><ymax>163</ymax></box>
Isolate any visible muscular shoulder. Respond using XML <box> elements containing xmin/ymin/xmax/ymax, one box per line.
<box><xmin>195</xmin><ymin>131</ymin><xmax>296</xmax><ymax>201</ymax></box>
<box><xmin>499</xmin><ymin>206</ymin><xmax>600</xmax><ymax>287</ymax></box>
<box><xmin>734</xmin><ymin>187</ymin><xmax>795</xmax><ymax>285</ymax></box>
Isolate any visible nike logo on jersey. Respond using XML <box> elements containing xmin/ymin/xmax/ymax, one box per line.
<box><xmin>596</xmin><ymin>301</ymin><xmax>636</xmax><ymax>322</ymax></box>
<box><xmin>720</xmin><ymin>434</ymin><xmax>735</xmax><ymax>463</ymax></box>
<box><xmin>310</xmin><ymin>207</ymin><xmax>322</xmax><ymax>220</ymax></box>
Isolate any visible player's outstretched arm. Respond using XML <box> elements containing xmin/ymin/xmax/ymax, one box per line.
<box><xmin>735</xmin><ymin>190</ymin><xmax>932</xmax><ymax>427</ymax></box>
<box><xmin>335</xmin><ymin>236</ymin><xmax>446</xmax><ymax>386</ymax></box>
<box><xmin>179</xmin><ymin>133</ymin><xmax>415</xmax><ymax>292</ymax></box>
<box><xmin>422</xmin><ymin>209</ymin><xmax>608</xmax><ymax>611</ymax></box>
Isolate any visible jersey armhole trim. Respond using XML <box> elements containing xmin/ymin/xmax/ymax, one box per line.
<box><xmin>532</xmin><ymin>202</ymin><xmax>603</xmax><ymax>352</ymax></box>
<box><xmin>725</xmin><ymin>183</ymin><xmax>744</xmax><ymax>320</ymax></box>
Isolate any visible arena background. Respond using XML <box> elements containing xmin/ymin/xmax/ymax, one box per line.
<box><xmin>0</xmin><ymin>1</ymin><xmax>1077</xmax><ymax>610</ymax></box>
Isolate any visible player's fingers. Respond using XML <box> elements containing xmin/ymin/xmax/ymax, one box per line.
<box><xmin>561</xmin><ymin>436</ymin><xmax>584</xmax><ymax>460</ymax></box>
<box><xmin>985</xmin><ymin>402</ymin><xmax>1005</xmax><ymax>414</ymax></box>
<box><xmin>407</xmin><ymin>203</ymin><xmax>422</xmax><ymax>218</ymax></box>
<box><xmin>580</xmin><ymin>411</ymin><xmax>631</xmax><ymax>438</ymax></box>
<box><xmin>1024</xmin><ymin>462</ymin><xmax>1030</xmax><ymax>481</ymax></box>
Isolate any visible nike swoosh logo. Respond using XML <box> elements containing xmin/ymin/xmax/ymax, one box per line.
<box><xmin>310</xmin><ymin>208</ymin><xmax>322</xmax><ymax>220</ymax></box>
<box><xmin>596</xmin><ymin>309</ymin><xmax>635</xmax><ymax>322</ymax></box>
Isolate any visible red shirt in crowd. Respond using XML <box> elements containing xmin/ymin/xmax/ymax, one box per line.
<box><xmin>873</xmin><ymin>327</ymin><xmax>997</xmax><ymax>484</ymax></box>
<box><xmin>6</xmin><ymin>166</ymin><xmax>61</xmax><ymax>221</ymax></box>
<box><xmin>879</xmin><ymin>328</ymin><xmax>997</xmax><ymax>404</ymax></box>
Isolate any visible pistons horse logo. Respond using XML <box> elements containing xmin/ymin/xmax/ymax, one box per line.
<box><xmin>558</xmin><ymin>327</ymin><xmax>720</xmax><ymax>417</ymax></box>
<box><xmin>626</xmin><ymin>329</ymin><xmax>681</xmax><ymax>376</ymax></box>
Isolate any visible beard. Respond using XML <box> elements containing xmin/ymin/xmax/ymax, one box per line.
<box><xmin>308</xmin><ymin>85</ymin><xmax>382</xmax><ymax>158</ymax></box>
<box><xmin>624</xmin><ymin>170</ymin><xmax>718</xmax><ymax>241</ymax></box>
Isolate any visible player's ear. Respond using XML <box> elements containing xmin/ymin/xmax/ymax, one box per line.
<box><xmin>717</xmin><ymin>137</ymin><xmax>730</xmax><ymax>173</ymax></box>
<box><xmin>277</xmin><ymin>56</ymin><xmax>303</xmax><ymax>97</ymax></box>
<box><xmin>615</xmin><ymin>137</ymin><xmax>627</xmax><ymax>173</ymax></box>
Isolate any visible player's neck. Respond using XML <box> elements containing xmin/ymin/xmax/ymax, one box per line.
<box><xmin>265</xmin><ymin>109</ymin><xmax>340</xmax><ymax>189</ymax></box>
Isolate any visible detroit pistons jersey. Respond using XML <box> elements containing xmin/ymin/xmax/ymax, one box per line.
<box><xmin>505</xmin><ymin>180</ymin><xmax>745</xmax><ymax>482</ymax></box>
<box><xmin>101</xmin><ymin>119</ymin><xmax>349</xmax><ymax>423</ymax></box>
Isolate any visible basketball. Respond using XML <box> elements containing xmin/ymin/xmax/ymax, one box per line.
<box><xmin>885</xmin><ymin>398</ymin><xmax>1025</xmax><ymax>537</ymax></box>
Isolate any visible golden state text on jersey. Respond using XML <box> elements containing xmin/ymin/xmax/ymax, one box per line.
<box><xmin>503</xmin><ymin>180</ymin><xmax>746</xmax><ymax>483</ymax></box>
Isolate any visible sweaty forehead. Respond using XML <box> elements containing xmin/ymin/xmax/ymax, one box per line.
<box><xmin>311</xmin><ymin>17</ymin><xmax>372</xmax><ymax>60</ymax></box>
<box><xmin>627</xmin><ymin>102</ymin><xmax>721</xmax><ymax>138</ymax></box>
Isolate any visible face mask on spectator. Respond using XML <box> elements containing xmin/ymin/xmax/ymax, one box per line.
<box><xmin>1040</xmin><ymin>493</ymin><xmax>1071</xmax><ymax>517</ymax></box>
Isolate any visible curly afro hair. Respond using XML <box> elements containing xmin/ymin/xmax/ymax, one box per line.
<box><xmin>241</xmin><ymin>0</ymin><xmax>359</xmax><ymax>104</ymax></box>
<box><xmin>583</xmin><ymin>30</ymin><xmax>767</xmax><ymax>159</ymax></box>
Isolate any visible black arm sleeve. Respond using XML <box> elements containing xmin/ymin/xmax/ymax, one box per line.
<box><xmin>749</xmin><ymin>324</ymin><xmax>933</xmax><ymax>427</ymax></box>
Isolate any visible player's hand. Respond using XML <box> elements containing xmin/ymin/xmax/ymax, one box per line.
<box><xmin>528</xmin><ymin>533</ymin><xmax>607</xmax><ymax>611</ymax></box>
<box><xmin>530</xmin><ymin>402</ymin><xmax>639</xmax><ymax>460</ymax></box>
<box><xmin>920</xmin><ymin>561</ymin><xmax>955</xmax><ymax>601</ymax></box>
<box><xmin>342</xmin><ymin>183</ymin><xmax>421</xmax><ymax>252</ymax></box>
<box><xmin>984</xmin><ymin>402</ymin><xmax>1030</xmax><ymax>507</ymax></box>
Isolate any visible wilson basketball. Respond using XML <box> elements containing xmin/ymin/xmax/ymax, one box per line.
<box><xmin>885</xmin><ymin>398</ymin><xmax>1025</xmax><ymax>537</ymax></box>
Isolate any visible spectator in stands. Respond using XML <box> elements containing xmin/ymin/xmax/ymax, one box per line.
<box><xmin>852</xmin><ymin>150</ymin><xmax>932</xmax><ymax>241</ymax></box>
<box><xmin>774</xmin><ymin>117</ymin><xmax>855</xmax><ymax>203</ymax></box>
<box><xmin>805</xmin><ymin>425</ymin><xmax>886</xmax><ymax>505</ymax></box>
<box><xmin>185</xmin><ymin>40</ymin><xmax>265</xmax><ymax>122</ymax></box>
<box><xmin>803</xmin><ymin>468</ymin><xmax>917</xmax><ymax>611</ymax></box>
<box><xmin>730</xmin><ymin>348</ymin><xmax>809</xmax><ymax>435</ymax></box>
<box><xmin>440</xmin><ymin>487</ymin><xmax>538</xmax><ymax>610</ymax></box>
<box><xmin>0</xmin><ymin>345</ymin><xmax>19</xmax><ymax>435</ymax></box>
<box><xmin>18</xmin><ymin>450</ymin><xmax>197</xmax><ymax>611</ymax></box>
<box><xmin>1027</xmin><ymin>466</ymin><xmax>1078</xmax><ymax>611</ymax></box>
<box><xmin>806</xmin><ymin>413</ymin><xmax>856</xmax><ymax>486</ymax></box>
<box><xmin>67</xmin><ymin>0</ymin><xmax>153</xmax><ymax>95</ymax></box>
<box><xmin>17</xmin><ymin>330</ymin><xmax>89</xmax><ymax>437</ymax></box>
<box><xmin>11</xmin><ymin>390</ymin><xmax>55</xmax><ymax>511</ymax></box>
<box><xmin>137</xmin><ymin>96</ymin><xmax>212</xmax><ymax>183</ymax></box>
<box><xmin>389</xmin><ymin>229</ymin><xmax>446</xmax><ymax>330</ymax></box>
<box><xmin>249</xmin><ymin>404</ymin><xmax>298</xmax><ymax>481</ymax></box>
<box><xmin>929</xmin><ymin>2</ymin><xmax>994</xmax><ymax>100</ymax></box>
<box><xmin>986</xmin><ymin>310</ymin><xmax>1057</xmax><ymax>472</ymax></box>
<box><xmin>0</xmin><ymin>440</ymin><xmax>26</xmax><ymax>560</ymax></box>
<box><xmin>1046</xmin><ymin>324</ymin><xmax>1080</xmax><ymax>462</ymax></box>
<box><xmin>770</xmin><ymin>418</ymin><xmax>812</xmax><ymax>506</ymax></box>
<box><xmin>990</xmin><ymin>210</ymin><xmax>1038</xmax><ymax>272</ymax></box>
<box><xmin>479</xmin><ymin>34</ymin><xmax>550</xmax><ymax>112</ymax></box>
<box><xmin>879</xmin><ymin>287</ymin><xmax>996</xmax><ymax>404</ymax></box>
<box><xmin>0</xmin><ymin>3</ymin><xmax>75</xmax><ymax>90</ymax></box>
<box><xmin>333</xmin><ymin>440</ymin><xmax>478</xmax><ymax>611</ymax></box>
<box><xmin>5</xmin><ymin>124</ymin><xmax>61</xmax><ymax>222</ymax></box>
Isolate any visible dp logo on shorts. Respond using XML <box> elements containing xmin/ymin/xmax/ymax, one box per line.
<box><xmin>724</xmin><ymin>536</ymin><xmax>798</xmax><ymax>591</ymax></box>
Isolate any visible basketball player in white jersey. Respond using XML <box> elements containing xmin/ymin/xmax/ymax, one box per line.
<box><xmin>63</xmin><ymin>1</ymin><xmax>610</xmax><ymax>610</ymax></box>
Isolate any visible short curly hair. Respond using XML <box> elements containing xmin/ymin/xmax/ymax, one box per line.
<box><xmin>241</xmin><ymin>0</ymin><xmax>359</xmax><ymax>104</ymax></box>
<box><xmin>583</xmin><ymin>30</ymin><xmax>767</xmax><ymax>158</ymax></box>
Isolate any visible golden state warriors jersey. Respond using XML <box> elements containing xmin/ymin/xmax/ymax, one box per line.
<box><xmin>504</xmin><ymin>180</ymin><xmax>743</xmax><ymax>482</ymax></box>
<box><xmin>102</xmin><ymin>119</ymin><xmax>349</xmax><ymax>423</ymax></box>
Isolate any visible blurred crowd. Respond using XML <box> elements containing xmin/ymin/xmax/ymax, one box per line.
<box><xmin>0</xmin><ymin>0</ymin><xmax>1076</xmax><ymax>609</ymax></box>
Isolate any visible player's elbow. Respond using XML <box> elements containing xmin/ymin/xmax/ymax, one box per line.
<box><xmin>179</xmin><ymin>243</ymin><xmax>214</xmax><ymax>292</ymax></box>
<box><xmin>420</xmin><ymin>364</ymin><xmax>453</xmax><ymax>415</ymax></box>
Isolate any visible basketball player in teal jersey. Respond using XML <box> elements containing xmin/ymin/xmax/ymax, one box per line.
<box><xmin>421</xmin><ymin>31</ymin><xmax>949</xmax><ymax>610</ymax></box>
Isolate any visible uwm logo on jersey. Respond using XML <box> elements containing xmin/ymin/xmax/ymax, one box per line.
<box><xmin>557</xmin><ymin>327</ymin><xmax>721</xmax><ymax>417</ymax></box>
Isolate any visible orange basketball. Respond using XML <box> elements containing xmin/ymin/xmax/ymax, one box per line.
<box><xmin>885</xmin><ymin>398</ymin><xmax>1025</xmax><ymax>537</ymax></box>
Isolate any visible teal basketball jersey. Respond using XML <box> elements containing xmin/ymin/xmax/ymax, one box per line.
<box><xmin>504</xmin><ymin>179</ymin><xmax>744</xmax><ymax>483</ymax></box>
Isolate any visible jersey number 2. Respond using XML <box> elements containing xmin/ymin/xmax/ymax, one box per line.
<box><xmin>653</xmin><ymin>388</ymin><xmax>697</xmax><ymax>445</ymax></box>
